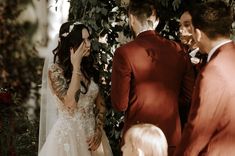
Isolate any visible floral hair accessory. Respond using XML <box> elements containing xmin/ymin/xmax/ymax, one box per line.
<box><xmin>61</xmin><ymin>21</ymin><xmax>83</xmax><ymax>38</ymax></box>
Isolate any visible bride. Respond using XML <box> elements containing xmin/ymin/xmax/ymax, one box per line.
<box><xmin>38</xmin><ymin>21</ymin><xmax>113</xmax><ymax>156</ymax></box>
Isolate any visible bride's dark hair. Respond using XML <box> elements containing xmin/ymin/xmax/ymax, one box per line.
<box><xmin>52</xmin><ymin>21</ymin><xmax>99</xmax><ymax>94</ymax></box>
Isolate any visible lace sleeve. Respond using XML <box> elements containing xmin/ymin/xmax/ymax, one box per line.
<box><xmin>48</xmin><ymin>64</ymin><xmax>68</xmax><ymax>102</ymax></box>
<box><xmin>95</xmin><ymin>92</ymin><xmax>106</xmax><ymax>129</ymax></box>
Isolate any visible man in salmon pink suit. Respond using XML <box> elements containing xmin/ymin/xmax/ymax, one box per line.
<box><xmin>174</xmin><ymin>1</ymin><xmax>235</xmax><ymax>156</ymax></box>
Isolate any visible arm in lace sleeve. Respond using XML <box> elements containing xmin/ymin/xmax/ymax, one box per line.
<box><xmin>48</xmin><ymin>64</ymin><xmax>82</xmax><ymax>113</ymax></box>
<box><xmin>95</xmin><ymin>91</ymin><xmax>106</xmax><ymax>129</ymax></box>
<box><xmin>87</xmin><ymin>91</ymin><xmax>106</xmax><ymax>150</ymax></box>
<box><xmin>48</xmin><ymin>64</ymin><xmax>68</xmax><ymax>102</ymax></box>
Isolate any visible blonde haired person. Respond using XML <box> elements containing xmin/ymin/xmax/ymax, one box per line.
<box><xmin>122</xmin><ymin>124</ymin><xmax>168</xmax><ymax>156</ymax></box>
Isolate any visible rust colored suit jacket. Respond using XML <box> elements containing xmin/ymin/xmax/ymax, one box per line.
<box><xmin>111</xmin><ymin>30</ymin><xmax>195</xmax><ymax>153</ymax></box>
<box><xmin>174</xmin><ymin>41</ymin><xmax>235</xmax><ymax>156</ymax></box>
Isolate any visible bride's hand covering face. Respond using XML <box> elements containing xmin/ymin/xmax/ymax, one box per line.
<box><xmin>70</xmin><ymin>28</ymin><xmax>91</xmax><ymax>69</ymax></box>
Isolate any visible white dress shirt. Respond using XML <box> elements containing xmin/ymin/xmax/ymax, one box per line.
<box><xmin>207</xmin><ymin>40</ymin><xmax>232</xmax><ymax>62</ymax></box>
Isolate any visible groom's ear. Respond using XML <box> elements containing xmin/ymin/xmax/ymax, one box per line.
<box><xmin>129</xmin><ymin>14</ymin><xmax>135</xmax><ymax>26</ymax></box>
<box><xmin>195</xmin><ymin>28</ymin><xmax>202</xmax><ymax>42</ymax></box>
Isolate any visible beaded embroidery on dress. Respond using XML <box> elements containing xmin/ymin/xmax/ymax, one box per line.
<box><xmin>38</xmin><ymin>64</ymin><xmax>112</xmax><ymax>156</ymax></box>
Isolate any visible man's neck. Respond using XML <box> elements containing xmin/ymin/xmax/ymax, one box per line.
<box><xmin>135</xmin><ymin>25</ymin><xmax>154</xmax><ymax>37</ymax></box>
<box><xmin>206</xmin><ymin>37</ymin><xmax>231</xmax><ymax>53</ymax></box>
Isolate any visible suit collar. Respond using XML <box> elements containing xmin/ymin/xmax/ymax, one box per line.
<box><xmin>207</xmin><ymin>40</ymin><xmax>232</xmax><ymax>62</ymax></box>
<box><xmin>209</xmin><ymin>41</ymin><xmax>234</xmax><ymax>62</ymax></box>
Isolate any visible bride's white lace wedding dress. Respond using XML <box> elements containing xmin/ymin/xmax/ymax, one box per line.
<box><xmin>38</xmin><ymin>64</ymin><xmax>113</xmax><ymax>156</ymax></box>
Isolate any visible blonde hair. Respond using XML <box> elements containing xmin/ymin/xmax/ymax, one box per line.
<box><xmin>125</xmin><ymin>124</ymin><xmax>168</xmax><ymax>156</ymax></box>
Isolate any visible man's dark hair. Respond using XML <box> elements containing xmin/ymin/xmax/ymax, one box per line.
<box><xmin>128</xmin><ymin>0</ymin><xmax>157</xmax><ymax>25</ymax></box>
<box><xmin>189</xmin><ymin>0</ymin><xmax>233</xmax><ymax>39</ymax></box>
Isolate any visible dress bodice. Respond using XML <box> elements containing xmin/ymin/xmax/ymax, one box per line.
<box><xmin>39</xmin><ymin>64</ymin><xmax>113</xmax><ymax>156</ymax></box>
<box><xmin>77</xmin><ymin>80</ymin><xmax>99</xmax><ymax>138</ymax></box>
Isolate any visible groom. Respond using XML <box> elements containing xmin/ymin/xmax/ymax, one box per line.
<box><xmin>111</xmin><ymin>0</ymin><xmax>195</xmax><ymax>155</ymax></box>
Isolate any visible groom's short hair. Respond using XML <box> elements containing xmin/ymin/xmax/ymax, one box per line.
<box><xmin>128</xmin><ymin>0</ymin><xmax>157</xmax><ymax>25</ymax></box>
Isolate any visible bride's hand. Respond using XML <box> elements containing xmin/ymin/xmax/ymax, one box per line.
<box><xmin>70</xmin><ymin>41</ymin><xmax>90</xmax><ymax>69</ymax></box>
<box><xmin>87</xmin><ymin>127</ymin><xmax>102</xmax><ymax>151</ymax></box>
